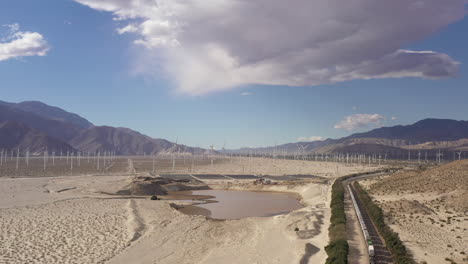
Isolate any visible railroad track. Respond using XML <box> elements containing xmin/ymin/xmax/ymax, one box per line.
<box><xmin>349</xmin><ymin>183</ymin><xmax>393</xmax><ymax>264</ymax></box>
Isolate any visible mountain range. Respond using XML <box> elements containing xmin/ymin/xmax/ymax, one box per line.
<box><xmin>231</xmin><ymin>118</ymin><xmax>468</xmax><ymax>158</ymax></box>
<box><xmin>1</xmin><ymin>99</ymin><xmax>467</xmax><ymax>157</ymax></box>
<box><xmin>0</xmin><ymin>100</ymin><xmax>204</xmax><ymax>155</ymax></box>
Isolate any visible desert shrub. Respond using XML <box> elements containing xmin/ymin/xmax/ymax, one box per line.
<box><xmin>325</xmin><ymin>178</ymin><xmax>348</xmax><ymax>264</ymax></box>
<box><xmin>325</xmin><ymin>239</ymin><xmax>349</xmax><ymax>264</ymax></box>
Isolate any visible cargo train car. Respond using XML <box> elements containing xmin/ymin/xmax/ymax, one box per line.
<box><xmin>348</xmin><ymin>185</ymin><xmax>375</xmax><ymax>264</ymax></box>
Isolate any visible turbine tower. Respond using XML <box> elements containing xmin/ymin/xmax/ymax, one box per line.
<box><xmin>210</xmin><ymin>145</ymin><xmax>215</xmax><ymax>168</ymax></box>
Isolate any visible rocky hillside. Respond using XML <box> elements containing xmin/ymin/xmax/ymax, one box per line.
<box><xmin>0</xmin><ymin>121</ymin><xmax>75</xmax><ymax>153</ymax></box>
<box><xmin>0</xmin><ymin>100</ymin><xmax>206</xmax><ymax>155</ymax></box>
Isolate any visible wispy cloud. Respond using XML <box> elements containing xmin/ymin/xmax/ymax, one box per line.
<box><xmin>297</xmin><ymin>136</ymin><xmax>324</xmax><ymax>142</ymax></box>
<box><xmin>240</xmin><ymin>92</ymin><xmax>252</xmax><ymax>96</ymax></box>
<box><xmin>74</xmin><ymin>0</ymin><xmax>465</xmax><ymax>95</ymax></box>
<box><xmin>391</xmin><ymin>116</ymin><xmax>398</xmax><ymax>120</ymax></box>
<box><xmin>0</xmin><ymin>24</ymin><xmax>49</xmax><ymax>61</ymax></box>
<box><xmin>117</xmin><ymin>24</ymin><xmax>138</xmax><ymax>35</ymax></box>
<box><xmin>334</xmin><ymin>114</ymin><xmax>385</xmax><ymax>131</ymax></box>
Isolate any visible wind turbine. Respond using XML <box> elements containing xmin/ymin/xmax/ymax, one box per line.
<box><xmin>222</xmin><ymin>141</ymin><xmax>226</xmax><ymax>159</ymax></box>
<box><xmin>26</xmin><ymin>149</ymin><xmax>29</xmax><ymax>167</ymax></box>
<box><xmin>296</xmin><ymin>144</ymin><xmax>307</xmax><ymax>160</ymax></box>
<box><xmin>437</xmin><ymin>150</ymin><xmax>443</xmax><ymax>163</ymax></box>
<box><xmin>172</xmin><ymin>138</ymin><xmax>178</xmax><ymax>172</ymax></box>
<box><xmin>152</xmin><ymin>152</ymin><xmax>156</xmax><ymax>174</ymax></box>
<box><xmin>16</xmin><ymin>148</ymin><xmax>19</xmax><ymax>171</ymax></box>
<box><xmin>210</xmin><ymin>145</ymin><xmax>215</xmax><ymax>168</ymax></box>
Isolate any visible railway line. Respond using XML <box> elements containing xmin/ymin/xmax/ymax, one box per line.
<box><xmin>347</xmin><ymin>181</ymin><xmax>393</xmax><ymax>264</ymax></box>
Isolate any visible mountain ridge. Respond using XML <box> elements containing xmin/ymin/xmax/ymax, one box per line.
<box><xmin>230</xmin><ymin>118</ymin><xmax>468</xmax><ymax>155</ymax></box>
<box><xmin>0</xmin><ymin>100</ymin><xmax>208</xmax><ymax>155</ymax></box>
<box><xmin>0</xmin><ymin>100</ymin><xmax>93</xmax><ymax>129</ymax></box>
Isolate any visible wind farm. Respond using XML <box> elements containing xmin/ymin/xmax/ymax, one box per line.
<box><xmin>1</xmin><ymin>101</ymin><xmax>468</xmax><ymax>264</ymax></box>
<box><xmin>1</xmin><ymin>1</ymin><xmax>468</xmax><ymax>263</ymax></box>
<box><xmin>1</xmin><ymin>120</ymin><xmax>467</xmax><ymax>264</ymax></box>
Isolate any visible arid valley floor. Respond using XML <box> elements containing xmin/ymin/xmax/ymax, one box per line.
<box><xmin>0</xmin><ymin>156</ymin><xmax>466</xmax><ymax>264</ymax></box>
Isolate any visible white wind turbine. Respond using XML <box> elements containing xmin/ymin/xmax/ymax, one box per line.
<box><xmin>172</xmin><ymin>138</ymin><xmax>178</xmax><ymax>172</ymax></box>
<box><xmin>210</xmin><ymin>145</ymin><xmax>215</xmax><ymax>168</ymax></box>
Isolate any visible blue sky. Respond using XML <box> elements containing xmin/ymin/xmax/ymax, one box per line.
<box><xmin>0</xmin><ymin>0</ymin><xmax>467</xmax><ymax>148</ymax></box>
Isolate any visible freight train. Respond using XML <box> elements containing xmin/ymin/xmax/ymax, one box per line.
<box><xmin>348</xmin><ymin>185</ymin><xmax>375</xmax><ymax>264</ymax></box>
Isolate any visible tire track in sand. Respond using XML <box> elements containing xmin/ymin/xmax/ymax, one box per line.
<box><xmin>127</xmin><ymin>200</ymin><xmax>145</xmax><ymax>244</ymax></box>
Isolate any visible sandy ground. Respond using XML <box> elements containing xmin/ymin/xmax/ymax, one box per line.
<box><xmin>360</xmin><ymin>160</ymin><xmax>468</xmax><ymax>264</ymax></box>
<box><xmin>172</xmin><ymin>156</ymin><xmax>382</xmax><ymax>177</ymax></box>
<box><xmin>108</xmin><ymin>181</ymin><xmax>330</xmax><ymax>264</ymax></box>
<box><xmin>0</xmin><ymin>158</ymin><xmax>379</xmax><ymax>264</ymax></box>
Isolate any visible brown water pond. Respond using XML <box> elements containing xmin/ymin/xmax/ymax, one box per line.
<box><xmin>175</xmin><ymin>189</ymin><xmax>304</xmax><ymax>220</ymax></box>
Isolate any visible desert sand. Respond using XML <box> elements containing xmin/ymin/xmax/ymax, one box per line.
<box><xmin>0</xmin><ymin>157</ymin><xmax>380</xmax><ymax>264</ymax></box>
<box><xmin>360</xmin><ymin>160</ymin><xmax>468</xmax><ymax>264</ymax></box>
<box><xmin>149</xmin><ymin>156</ymin><xmax>383</xmax><ymax>177</ymax></box>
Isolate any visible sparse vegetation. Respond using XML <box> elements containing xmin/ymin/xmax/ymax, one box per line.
<box><xmin>325</xmin><ymin>177</ymin><xmax>348</xmax><ymax>264</ymax></box>
<box><xmin>444</xmin><ymin>257</ymin><xmax>458</xmax><ymax>264</ymax></box>
<box><xmin>324</xmin><ymin>169</ymin><xmax>396</xmax><ymax>264</ymax></box>
<box><xmin>354</xmin><ymin>181</ymin><xmax>416</xmax><ymax>264</ymax></box>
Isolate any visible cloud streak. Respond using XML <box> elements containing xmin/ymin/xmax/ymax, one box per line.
<box><xmin>297</xmin><ymin>136</ymin><xmax>324</xmax><ymax>142</ymax></box>
<box><xmin>0</xmin><ymin>24</ymin><xmax>49</xmax><ymax>61</ymax></box>
<box><xmin>74</xmin><ymin>0</ymin><xmax>465</xmax><ymax>95</ymax></box>
<box><xmin>334</xmin><ymin>114</ymin><xmax>385</xmax><ymax>131</ymax></box>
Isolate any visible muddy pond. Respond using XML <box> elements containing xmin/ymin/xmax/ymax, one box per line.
<box><xmin>172</xmin><ymin>190</ymin><xmax>304</xmax><ymax>220</ymax></box>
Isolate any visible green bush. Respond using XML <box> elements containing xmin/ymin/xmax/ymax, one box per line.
<box><xmin>325</xmin><ymin>178</ymin><xmax>349</xmax><ymax>264</ymax></box>
<box><xmin>325</xmin><ymin>239</ymin><xmax>349</xmax><ymax>264</ymax></box>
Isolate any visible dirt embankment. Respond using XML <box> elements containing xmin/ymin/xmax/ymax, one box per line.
<box><xmin>117</xmin><ymin>176</ymin><xmax>209</xmax><ymax>195</ymax></box>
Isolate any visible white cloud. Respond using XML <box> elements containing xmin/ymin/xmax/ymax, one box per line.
<box><xmin>297</xmin><ymin>136</ymin><xmax>324</xmax><ymax>142</ymax></box>
<box><xmin>74</xmin><ymin>0</ymin><xmax>465</xmax><ymax>95</ymax></box>
<box><xmin>391</xmin><ymin>116</ymin><xmax>398</xmax><ymax>120</ymax></box>
<box><xmin>117</xmin><ymin>24</ymin><xmax>138</xmax><ymax>35</ymax></box>
<box><xmin>334</xmin><ymin>114</ymin><xmax>385</xmax><ymax>131</ymax></box>
<box><xmin>0</xmin><ymin>24</ymin><xmax>49</xmax><ymax>61</ymax></box>
<box><xmin>352</xmin><ymin>106</ymin><xmax>358</xmax><ymax>111</ymax></box>
<box><xmin>240</xmin><ymin>92</ymin><xmax>252</xmax><ymax>96</ymax></box>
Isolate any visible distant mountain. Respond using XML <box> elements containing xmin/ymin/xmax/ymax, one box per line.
<box><xmin>345</xmin><ymin>118</ymin><xmax>468</xmax><ymax>144</ymax></box>
<box><xmin>0</xmin><ymin>121</ymin><xmax>75</xmax><ymax>153</ymax></box>
<box><xmin>0</xmin><ymin>100</ymin><xmax>208</xmax><ymax>155</ymax></box>
<box><xmin>231</xmin><ymin>118</ymin><xmax>468</xmax><ymax>155</ymax></box>
<box><xmin>70</xmin><ymin>126</ymin><xmax>205</xmax><ymax>155</ymax></box>
<box><xmin>328</xmin><ymin>143</ymin><xmax>408</xmax><ymax>157</ymax></box>
<box><xmin>229</xmin><ymin>139</ymin><xmax>336</xmax><ymax>154</ymax></box>
<box><xmin>0</xmin><ymin>104</ymin><xmax>82</xmax><ymax>142</ymax></box>
<box><xmin>0</xmin><ymin>100</ymin><xmax>93</xmax><ymax>129</ymax></box>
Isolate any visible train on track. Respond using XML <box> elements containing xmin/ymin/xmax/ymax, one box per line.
<box><xmin>348</xmin><ymin>185</ymin><xmax>375</xmax><ymax>264</ymax></box>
